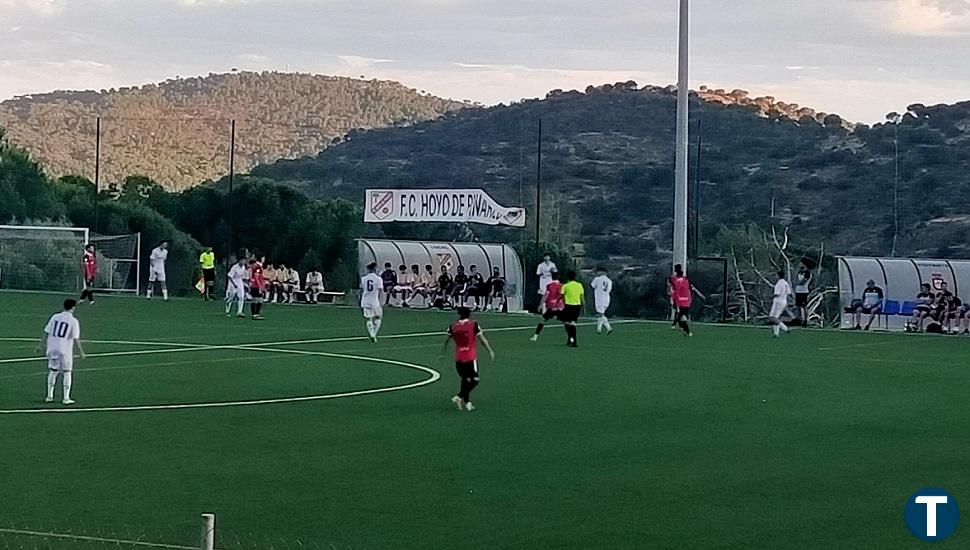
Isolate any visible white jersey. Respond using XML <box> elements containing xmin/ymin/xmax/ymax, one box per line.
<box><xmin>306</xmin><ymin>272</ymin><xmax>323</xmax><ymax>287</ymax></box>
<box><xmin>591</xmin><ymin>275</ymin><xmax>613</xmax><ymax>306</ymax></box>
<box><xmin>360</xmin><ymin>273</ymin><xmax>384</xmax><ymax>307</ymax></box>
<box><xmin>287</xmin><ymin>269</ymin><xmax>300</xmax><ymax>285</ymax></box>
<box><xmin>228</xmin><ymin>264</ymin><xmax>248</xmax><ymax>288</ymax></box>
<box><xmin>773</xmin><ymin>279</ymin><xmax>792</xmax><ymax>303</ymax></box>
<box><xmin>536</xmin><ymin>261</ymin><xmax>558</xmax><ymax>293</ymax></box>
<box><xmin>44</xmin><ymin>311</ymin><xmax>80</xmax><ymax>358</ymax></box>
<box><xmin>149</xmin><ymin>247</ymin><xmax>168</xmax><ymax>271</ymax></box>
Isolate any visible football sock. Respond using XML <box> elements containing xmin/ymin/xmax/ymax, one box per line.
<box><xmin>535</xmin><ymin>323</ymin><xmax>545</xmax><ymax>335</ymax></box>
<box><xmin>46</xmin><ymin>371</ymin><xmax>57</xmax><ymax>400</ymax></box>
<box><xmin>603</xmin><ymin>317</ymin><xmax>612</xmax><ymax>332</ymax></box>
<box><xmin>62</xmin><ymin>371</ymin><xmax>72</xmax><ymax>400</ymax></box>
<box><xmin>773</xmin><ymin>324</ymin><xmax>780</xmax><ymax>336</ymax></box>
<box><xmin>780</xmin><ymin>322</ymin><xmax>789</xmax><ymax>333</ymax></box>
<box><xmin>366</xmin><ymin>319</ymin><xmax>375</xmax><ymax>338</ymax></box>
<box><xmin>147</xmin><ymin>287</ymin><xmax>153</xmax><ymax>298</ymax></box>
<box><xmin>678</xmin><ymin>319</ymin><xmax>690</xmax><ymax>335</ymax></box>
<box><xmin>373</xmin><ymin>318</ymin><xmax>382</xmax><ymax>335</ymax></box>
<box><xmin>459</xmin><ymin>377</ymin><xmax>479</xmax><ymax>402</ymax></box>
<box><xmin>565</xmin><ymin>324</ymin><xmax>577</xmax><ymax>343</ymax></box>
<box><xmin>237</xmin><ymin>299</ymin><xmax>244</xmax><ymax>315</ymax></box>
<box><xmin>162</xmin><ymin>289</ymin><xmax>168</xmax><ymax>300</ymax></box>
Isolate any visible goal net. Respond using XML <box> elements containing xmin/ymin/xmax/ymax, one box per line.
<box><xmin>0</xmin><ymin>225</ymin><xmax>140</xmax><ymax>293</ymax></box>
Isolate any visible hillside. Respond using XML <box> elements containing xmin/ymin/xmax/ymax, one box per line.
<box><xmin>0</xmin><ymin>72</ymin><xmax>466</xmax><ymax>190</ymax></box>
<box><xmin>251</xmin><ymin>83</ymin><xmax>970</xmax><ymax>266</ymax></box>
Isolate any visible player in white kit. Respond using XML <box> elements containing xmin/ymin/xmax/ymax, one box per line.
<box><xmin>225</xmin><ymin>256</ymin><xmax>250</xmax><ymax>317</ymax></box>
<box><xmin>41</xmin><ymin>299</ymin><xmax>85</xmax><ymax>405</ymax></box>
<box><xmin>536</xmin><ymin>253</ymin><xmax>558</xmax><ymax>313</ymax></box>
<box><xmin>147</xmin><ymin>240</ymin><xmax>170</xmax><ymax>300</ymax></box>
<box><xmin>770</xmin><ymin>270</ymin><xmax>792</xmax><ymax>337</ymax></box>
<box><xmin>591</xmin><ymin>267</ymin><xmax>614</xmax><ymax>335</ymax></box>
<box><xmin>360</xmin><ymin>262</ymin><xmax>385</xmax><ymax>342</ymax></box>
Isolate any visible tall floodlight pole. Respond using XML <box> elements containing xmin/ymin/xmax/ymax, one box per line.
<box><xmin>94</xmin><ymin>116</ymin><xmax>101</xmax><ymax>234</ymax></box>
<box><xmin>226</xmin><ymin>118</ymin><xmax>236</xmax><ymax>273</ymax></box>
<box><xmin>673</xmin><ymin>0</ymin><xmax>690</xmax><ymax>271</ymax></box>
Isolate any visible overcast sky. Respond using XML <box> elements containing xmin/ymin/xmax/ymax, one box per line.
<box><xmin>2</xmin><ymin>0</ymin><xmax>970</xmax><ymax>122</ymax></box>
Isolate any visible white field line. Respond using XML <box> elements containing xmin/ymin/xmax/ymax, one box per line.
<box><xmin>0</xmin><ymin>528</ymin><xmax>195</xmax><ymax>549</ymax></box>
<box><xmin>0</xmin><ymin>347</ymin><xmax>440</xmax><ymax>414</ymax></box>
<box><xmin>0</xmin><ymin>320</ymin><xmax>650</xmax><ymax>365</ymax></box>
<box><xmin>0</xmin><ymin>352</ymin><xmax>299</xmax><ymax>381</ymax></box>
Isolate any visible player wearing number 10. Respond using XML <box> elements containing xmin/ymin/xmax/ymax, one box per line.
<box><xmin>360</xmin><ymin>262</ymin><xmax>385</xmax><ymax>343</ymax></box>
<box><xmin>41</xmin><ymin>299</ymin><xmax>86</xmax><ymax>405</ymax></box>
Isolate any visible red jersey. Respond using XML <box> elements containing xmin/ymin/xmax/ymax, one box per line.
<box><xmin>82</xmin><ymin>250</ymin><xmax>97</xmax><ymax>280</ymax></box>
<box><xmin>449</xmin><ymin>319</ymin><xmax>481</xmax><ymax>363</ymax></box>
<box><xmin>544</xmin><ymin>281</ymin><xmax>564</xmax><ymax>311</ymax></box>
<box><xmin>250</xmin><ymin>261</ymin><xmax>266</xmax><ymax>290</ymax></box>
<box><xmin>671</xmin><ymin>275</ymin><xmax>692</xmax><ymax>307</ymax></box>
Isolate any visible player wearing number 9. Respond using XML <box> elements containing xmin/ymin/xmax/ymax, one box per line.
<box><xmin>40</xmin><ymin>299</ymin><xmax>86</xmax><ymax>405</ymax></box>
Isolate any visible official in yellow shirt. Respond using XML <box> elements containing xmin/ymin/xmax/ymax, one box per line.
<box><xmin>561</xmin><ymin>271</ymin><xmax>585</xmax><ymax>347</ymax></box>
<box><xmin>199</xmin><ymin>247</ymin><xmax>216</xmax><ymax>301</ymax></box>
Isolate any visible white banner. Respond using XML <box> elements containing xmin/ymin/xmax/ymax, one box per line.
<box><xmin>364</xmin><ymin>189</ymin><xmax>526</xmax><ymax>227</ymax></box>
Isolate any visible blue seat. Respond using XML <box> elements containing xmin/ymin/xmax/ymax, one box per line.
<box><xmin>899</xmin><ymin>301</ymin><xmax>918</xmax><ymax>316</ymax></box>
<box><xmin>882</xmin><ymin>300</ymin><xmax>901</xmax><ymax>315</ymax></box>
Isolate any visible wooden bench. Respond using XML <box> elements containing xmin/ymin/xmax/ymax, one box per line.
<box><xmin>291</xmin><ymin>290</ymin><xmax>347</xmax><ymax>304</ymax></box>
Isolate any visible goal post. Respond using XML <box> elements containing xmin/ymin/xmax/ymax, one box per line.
<box><xmin>0</xmin><ymin>225</ymin><xmax>140</xmax><ymax>294</ymax></box>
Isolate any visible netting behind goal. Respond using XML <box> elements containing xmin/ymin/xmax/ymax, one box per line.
<box><xmin>0</xmin><ymin>225</ymin><xmax>140</xmax><ymax>293</ymax></box>
<box><xmin>91</xmin><ymin>233</ymin><xmax>141</xmax><ymax>293</ymax></box>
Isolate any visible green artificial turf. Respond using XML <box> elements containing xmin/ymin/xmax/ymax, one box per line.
<box><xmin>0</xmin><ymin>291</ymin><xmax>967</xmax><ymax>549</ymax></box>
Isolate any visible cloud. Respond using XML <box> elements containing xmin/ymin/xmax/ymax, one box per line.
<box><xmin>337</xmin><ymin>55</ymin><xmax>394</xmax><ymax>70</ymax></box>
<box><xmin>0</xmin><ymin>0</ymin><xmax>62</xmax><ymax>15</ymax></box>
<box><xmin>881</xmin><ymin>0</ymin><xmax>970</xmax><ymax>36</ymax></box>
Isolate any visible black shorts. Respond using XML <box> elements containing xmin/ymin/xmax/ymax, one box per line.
<box><xmin>492</xmin><ymin>284</ymin><xmax>506</xmax><ymax>295</ymax></box>
<box><xmin>202</xmin><ymin>268</ymin><xmax>216</xmax><ymax>283</ymax></box>
<box><xmin>678</xmin><ymin>306</ymin><xmax>691</xmax><ymax>317</ymax></box>
<box><xmin>250</xmin><ymin>287</ymin><xmax>263</xmax><ymax>299</ymax></box>
<box><xmin>795</xmin><ymin>293</ymin><xmax>808</xmax><ymax>307</ymax></box>
<box><xmin>455</xmin><ymin>360</ymin><xmax>478</xmax><ymax>379</ymax></box>
<box><xmin>542</xmin><ymin>309</ymin><xmax>562</xmax><ymax>321</ymax></box>
<box><xmin>858</xmin><ymin>304</ymin><xmax>881</xmax><ymax>315</ymax></box>
<box><xmin>561</xmin><ymin>304</ymin><xmax>581</xmax><ymax>323</ymax></box>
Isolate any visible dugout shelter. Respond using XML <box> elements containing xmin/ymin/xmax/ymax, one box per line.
<box><xmin>357</xmin><ymin>239</ymin><xmax>525</xmax><ymax>312</ymax></box>
<box><xmin>838</xmin><ymin>256</ymin><xmax>970</xmax><ymax>331</ymax></box>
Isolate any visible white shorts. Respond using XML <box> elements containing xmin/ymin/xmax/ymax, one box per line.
<box><xmin>769</xmin><ymin>300</ymin><xmax>787</xmax><ymax>319</ymax></box>
<box><xmin>362</xmin><ymin>304</ymin><xmax>383</xmax><ymax>319</ymax></box>
<box><xmin>595</xmin><ymin>300</ymin><xmax>610</xmax><ymax>315</ymax></box>
<box><xmin>227</xmin><ymin>285</ymin><xmax>246</xmax><ymax>301</ymax></box>
<box><xmin>149</xmin><ymin>268</ymin><xmax>166</xmax><ymax>283</ymax></box>
<box><xmin>47</xmin><ymin>351</ymin><xmax>73</xmax><ymax>372</ymax></box>
<box><xmin>393</xmin><ymin>285</ymin><xmax>412</xmax><ymax>293</ymax></box>
<box><xmin>538</xmin><ymin>280</ymin><xmax>552</xmax><ymax>295</ymax></box>
<box><xmin>306</xmin><ymin>284</ymin><xmax>323</xmax><ymax>293</ymax></box>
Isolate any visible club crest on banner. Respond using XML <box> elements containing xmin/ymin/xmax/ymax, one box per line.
<box><xmin>370</xmin><ymin>191</ymin><xmax>394</xmax><ymax>220</ymax></box>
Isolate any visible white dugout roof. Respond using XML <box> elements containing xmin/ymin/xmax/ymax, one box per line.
<box><xmin>357</xmin><ymin>239</ymin><xmax>525</xmax><ymax>312</ymax></box>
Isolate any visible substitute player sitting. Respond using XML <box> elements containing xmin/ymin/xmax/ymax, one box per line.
<box><xmin>466</xmin><ymin>265</ymin><xmax>486</xmax><ymax>311</ymax></box>
<box><xmin>436</xmin><ymin>265</ymin><xmax>454</xmax><ymax>307</ymax></box>
<box><xmin>442</xmin><ymin>307</ymin><xmax>495</xmax><ymax>412</ymax></box>
<box><xmin>392</xmin><ymin>264</ymin><xmax>414</xmax><ymax>307</ymax></box>
<box><xmin>284</xmin><ymin>266</ymin><xmax>300</xmax><ymax>304</ymax></box>
<box><xmin>41</xmin><ymin>299</ymin><xmax>86</xmax><ymax>405</ymax></box>
<box><xmin>486</xmin><ymin>267</ymin><xmax>507</xmax><ymax>312</ymax></box>
<box><xmin>908</xmin><ymin>283</ymin><xmax>935</xmax><ymax>332</ymax></box>
<box><xmin>305</xmin><ymin>268</ymin><xmax>324</xmax><ymax>304</ymax></box>
<box><xmin>852</xmin><ymin>279</ymin><xmax>884</xmax><ymax>331</ymax></box>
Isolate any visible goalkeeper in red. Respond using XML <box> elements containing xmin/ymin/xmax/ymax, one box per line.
<box><xmin>441</xmin><ymin>307</ymin><xmax>494</xmax><ymax>412</ymax></box>
<box><xmin>79</xmin><ymin>243</ymin><xmax>96</xmax><ymax>304</ymax></box>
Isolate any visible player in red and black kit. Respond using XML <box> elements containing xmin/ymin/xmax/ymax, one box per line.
<box><xmin>530</xmin><ymin>272</ymin><xmax>564</xmax><ymax>341</ymax></box>
<box><xmin>670</xmin><ymin>264</ymin><xmax>692</xmax><ymax>337</ymax></box>
<box><xmin>441</xmin><ymin>307</ymin><xmax>494</xmax><ymax>412</ymax></box>
<box><xmin>249</xmin><ymin>256</ymin><xmax>267</xmax><ymax>320</ymax></box>
<box><xmin>79</xmin><ymin>244</ymin><xmax>97</xmax><ymax>304</ymax></box>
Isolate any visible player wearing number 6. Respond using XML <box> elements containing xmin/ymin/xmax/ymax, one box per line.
<box><xmin>41</xmin><ymin>299</ymin><xmax>86</xmax><ymax>405</ymax></box>
<box><xmin>360</xmin><ymin>262</ymin><xmax>385</xmax><ymax>343</ymax></box>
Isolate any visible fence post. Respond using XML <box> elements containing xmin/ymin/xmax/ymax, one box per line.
<box><xmin>200</xmin><ymin>513</ymin><xmax>215</xmax><ymax>550</ymax></box>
